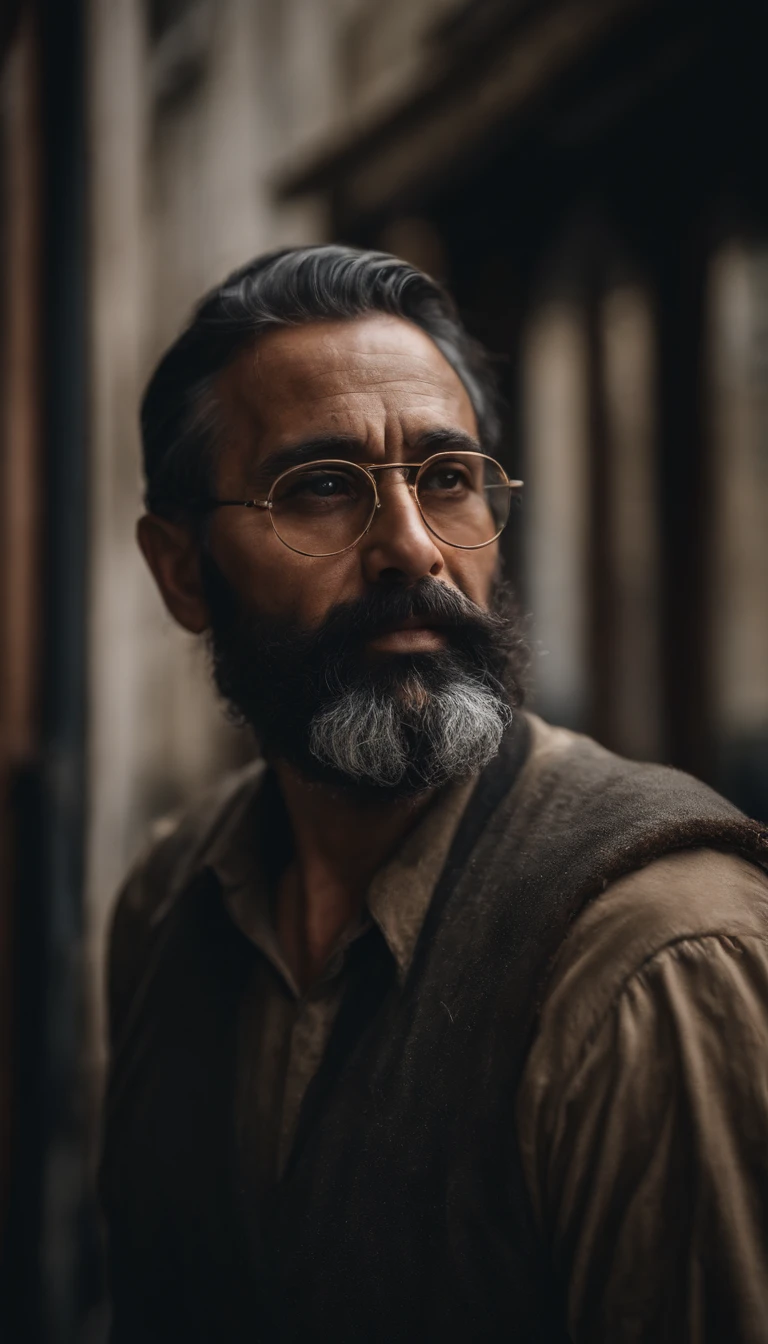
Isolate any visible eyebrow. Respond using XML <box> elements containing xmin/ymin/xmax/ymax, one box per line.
<box><xmin>253</xmin><ymin>427</ymin><xmax>483</xmax><ymax>487</ymax></box>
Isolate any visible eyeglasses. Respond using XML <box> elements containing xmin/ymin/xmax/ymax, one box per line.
<box><xmin>205</xmin><ymin>451</ymin><xmax>523</xmax><ymax>558</ymax></box>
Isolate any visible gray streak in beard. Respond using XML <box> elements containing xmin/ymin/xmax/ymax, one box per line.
<box><xmin>308</xmin><ymin>669</ymin><xmax>513</xmax><ymax>790</ymax></box>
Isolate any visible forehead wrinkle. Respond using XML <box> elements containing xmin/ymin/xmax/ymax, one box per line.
<box><xmin>287</xmin><ymin>381</ymin><xmax>467</xmax><ymax>410</ymax></box>
<box><xmin>297</xmin><ymin>340</ymin><xmax>461</xmax><ymax>384</ymax></box>
<box><xmin>213</xmin><ymin>317</ymin><xmax>478</xmax><ymax>462</ymax></box>
<box><xmin>245</xmin><ymin>320</ymin><xmax>462</xmax><ymax>392</ymax></box>
<box><xmin>253</xmin><ymin>360</ymin><xmax>460</xmax><ymax>398</ymax></box>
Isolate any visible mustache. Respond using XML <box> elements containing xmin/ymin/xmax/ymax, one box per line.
<box><xmin>302</xmin><ymin>578</ymin><xmax>508</xmax><ymax>654</ymax></box>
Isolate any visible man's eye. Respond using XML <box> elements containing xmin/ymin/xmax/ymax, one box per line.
<box><xmin>291</xmin><ymin>471</ymin><xmax>355</xmax><ymax>498</ymax></box>
<box><xmin>420</xmin><ymin>465</ymin><xmax>470</xmax><ymax>492</ymax></box>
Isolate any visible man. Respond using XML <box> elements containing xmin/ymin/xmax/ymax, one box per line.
<box><xmin>100</xmin><ymin>245</ymin><xmax>768</xmax><ymax>1343</ymax></box>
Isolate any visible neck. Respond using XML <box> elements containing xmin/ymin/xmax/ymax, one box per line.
<box><xmin>274</xmin><ymin>762</ymin><xmax>435</xmax><ymax>992</ymax></box>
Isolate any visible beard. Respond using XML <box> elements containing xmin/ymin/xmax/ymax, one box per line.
<box><xmin>201</xmin><ymin>557</ymin><xmax>530</xmax><ymax>799</ymax></box>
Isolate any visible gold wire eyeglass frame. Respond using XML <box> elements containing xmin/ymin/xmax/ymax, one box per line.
<box><xmin>206</xmin><ymin>450</ymin><xmax>524</xmax><ymax>558</ymax></box>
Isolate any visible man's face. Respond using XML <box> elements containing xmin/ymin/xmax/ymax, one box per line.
<box><xmin>142</xmin><ymin>313</ymin><xmax>527</xmax><ymax>795</ymax></box>
<box><xmin>207</xmin><ymin>314</ymin><xmax>498</xmax><ymax>629</ymax></box>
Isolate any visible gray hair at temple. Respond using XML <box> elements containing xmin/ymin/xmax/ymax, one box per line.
<box><xmin>140</xmin><ymin>244</ymin><xmax>502</xmax><ymax>519</ymax></box>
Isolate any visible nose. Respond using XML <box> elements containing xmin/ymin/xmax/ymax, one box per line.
<box><xmin>359</xmin><ymin>471</ymin><xmax>445</xmax><ymax>585</ymax></box>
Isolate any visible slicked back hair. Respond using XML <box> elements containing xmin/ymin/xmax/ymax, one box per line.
<box><xmin>140</xmin><ymin>244</ymin><xmax>501</xmax><ymax>519</ymax></box>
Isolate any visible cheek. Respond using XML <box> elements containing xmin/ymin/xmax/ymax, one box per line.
<box><xmin>209</xmin><ymin>513</ymin><xmax>366</xmax><ymax>624</ymax></box>
<box><xmin>443</xmin><ymin>543</ymin><xmax>498</xmax><ymax>609</ymax></box>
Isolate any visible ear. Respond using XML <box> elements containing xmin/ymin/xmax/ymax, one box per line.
<box><xmin>137</xmin><ymin>513</ymin><xmax>210</xmax><ymax>633</ymax></box>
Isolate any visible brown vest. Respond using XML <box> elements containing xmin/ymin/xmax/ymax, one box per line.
<box><xmin>100</xmin><ymin>718</ymin><xmax>768</xmax><ymax>1342</ymax></box>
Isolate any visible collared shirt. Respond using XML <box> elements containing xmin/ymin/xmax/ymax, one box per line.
<box><xmin>210</xmin><ymin>770</ymin><xmax>477</xmax><ymax>1194</ymax></box>
<box><xmin>106</xmin><ymin>716</ymin><xmax>768</xmax><ymax>1342</ymax></box>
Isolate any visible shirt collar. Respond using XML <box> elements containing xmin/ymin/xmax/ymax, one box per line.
<box><xmin>205</xmin><ymin>764</ymin><xmax>478</xmax><ymax>986</ymax></box>
<box><xmin>365</xmin><ymin>775</ymin><xmax>479</xmax><ymax>980</ymax></box>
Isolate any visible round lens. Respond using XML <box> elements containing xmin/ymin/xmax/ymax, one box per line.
<box><xmin>269</xmin><ymin>461</ymin><xmax>377</xmax><ymax>557</ymax></box>
<box><xmin>415</xmin><ymin>453</ymin><xmax>511</xmax><ymax>548</ymax></box>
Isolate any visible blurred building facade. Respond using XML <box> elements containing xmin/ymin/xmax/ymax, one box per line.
<box><xmin>1</xmin><ymin>0</ymin><xmax>766</xmax><ymax>1339</ymax></box>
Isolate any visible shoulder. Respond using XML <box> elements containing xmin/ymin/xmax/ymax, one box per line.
<box><xmin>529</xmin><ymin>845</ymin><xmax>768</xmax><ymax>1080</ymax></box>
<box><xmin>515</xmin><ymin>720</ymin><xmax>768</xmax><ymax>1142</ymax></box>
<box><xmin>522</xmin><ymin>714</ymin><xmax>759</xmax><ymax>833</ymax></box>
<box><xmin>106</xmin><ymin>756</ymin><xmax>265</xmax><ymax>1039</ymax></box>
<box><xmin>510</xmin><ymin>715</ymin><xmax>767</xmax><ymax>897</ymax></box>
<box><xmin>113</xmin><ymin>755</ymin><xmax>264</xmax><ymax>926</ymax></box>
